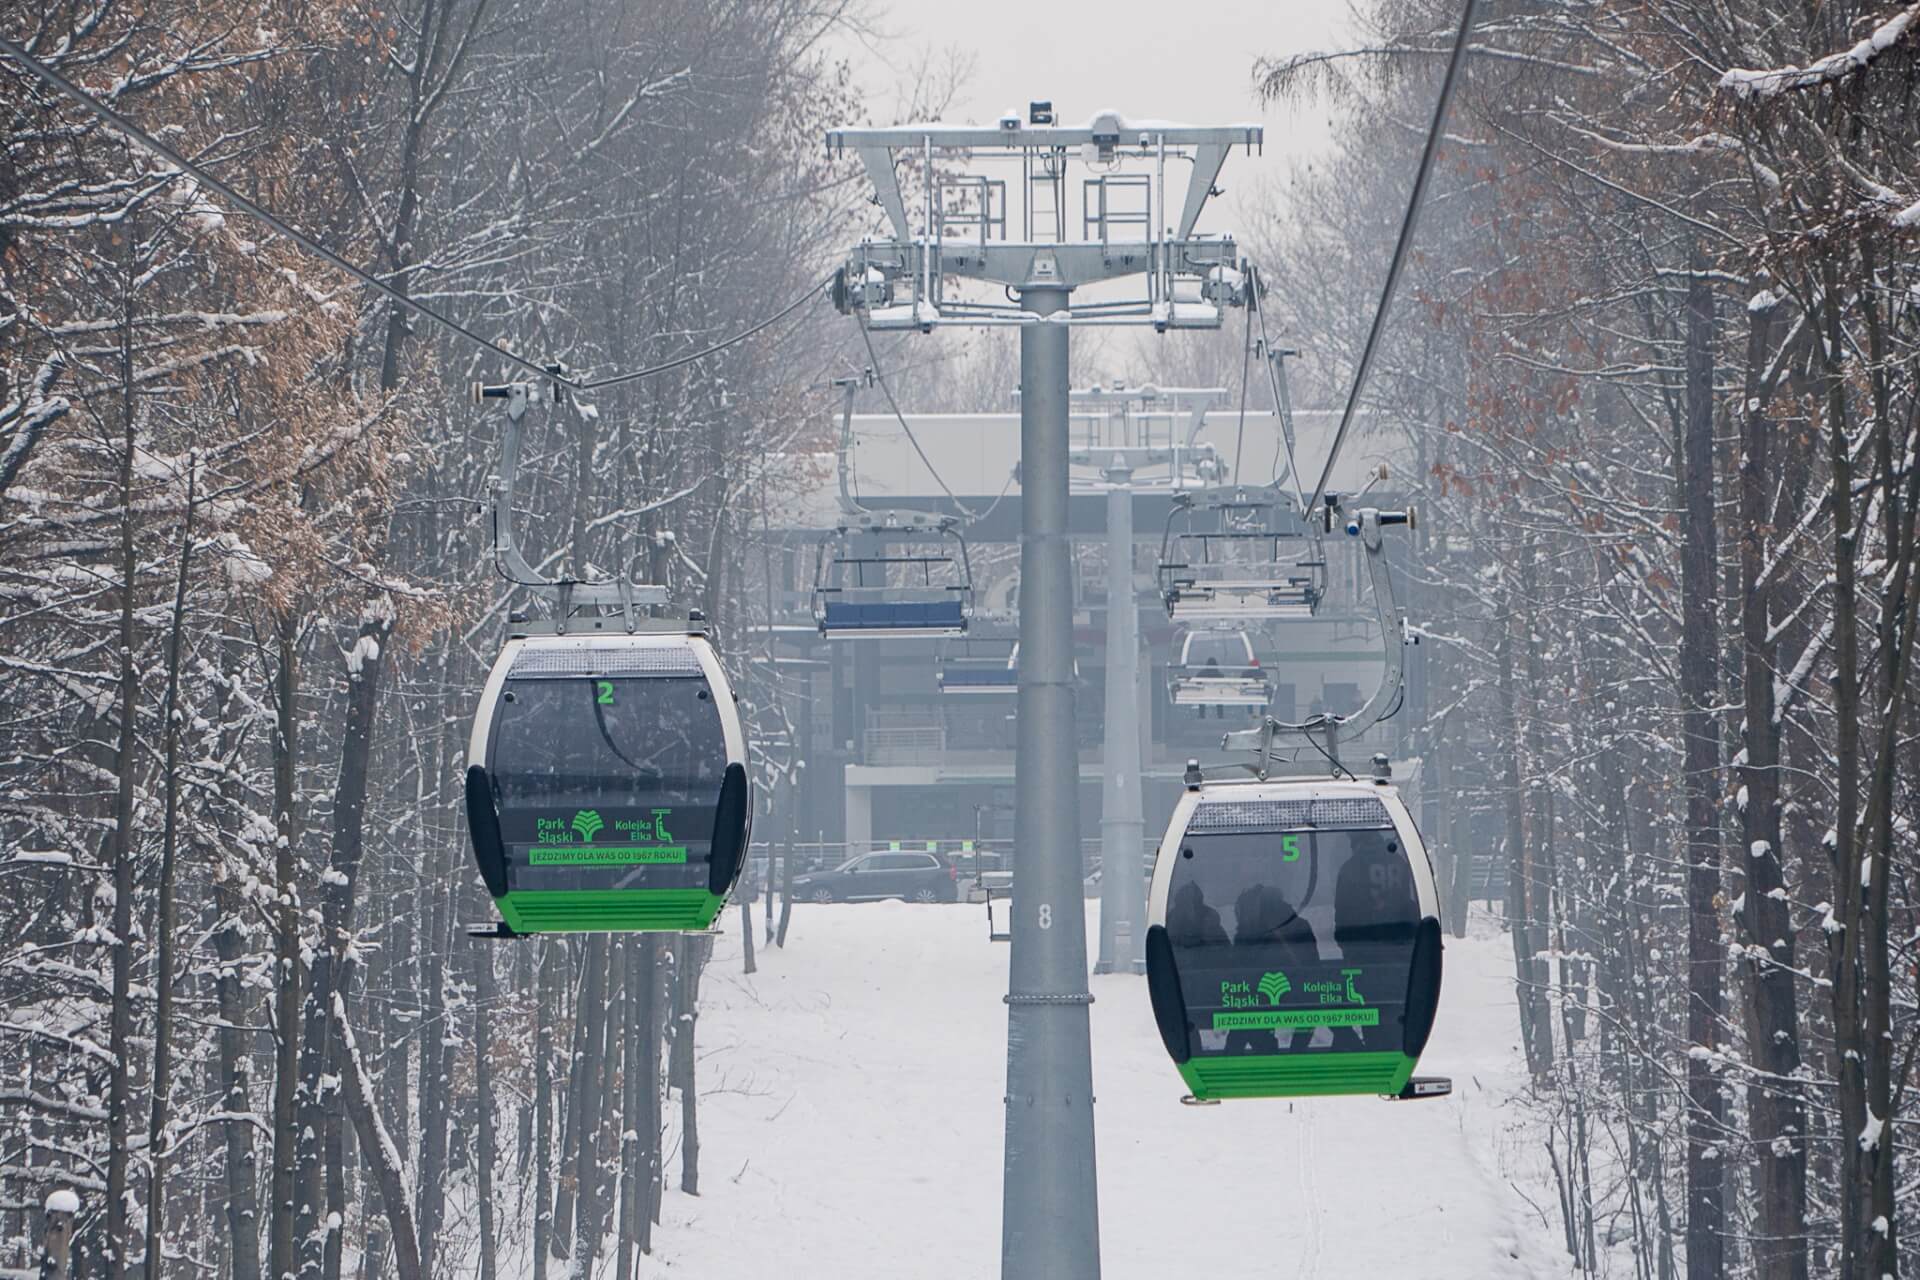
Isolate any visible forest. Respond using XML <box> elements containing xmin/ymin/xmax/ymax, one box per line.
<box><xmin>1257</xmin><ymin>3</ymin><xmax>1920</xmax><ymax>1277</ymax></box>
<box><xmin>4</xmin><ymin>0</ymin><xmax>1920</xmax><ymax>1277</ymax></box>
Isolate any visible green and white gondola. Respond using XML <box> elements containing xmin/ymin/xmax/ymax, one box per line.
<box><xmin>1145</xmin><ymin>776</ymin><xmax>1446</xmax><ymax>1102</ymax></box>
<box><xmin>465</xmin><ymin>631</ymin><xmax>750</xmax><ymax>935</ymax></box>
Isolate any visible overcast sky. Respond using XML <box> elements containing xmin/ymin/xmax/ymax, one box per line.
<box><xmin>833</xmin><ymin>1</ymin><xmax>1361</xmax><ymax>229</ymax></box>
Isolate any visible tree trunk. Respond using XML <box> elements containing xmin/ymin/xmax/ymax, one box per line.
<box><xmin>615</xmin><ymin>940</ymin><xmax>642</xmax><ymax>1280</ymax></box>
<box><xmin>549</xmin><ymin>941</ymin><xmax>589</xmax><ymax>1261</ymax></box>
<box><xmin>1439</xmin><ymin>746</ymin><xmax>1471</xmax><ymax>938</ymax></box>
<box><xmin>414</xmin><ymin>876</ymin><xmax>454</xmax><ymax>1277</ymax></box>
<box><xmin>672</xmin><ymin>936</ymin><xmax>711</xmax><ymax>1196</ymax></box>
<box><xmin>1819</xmin><ymin>272</ymin><xmax>1870</xmax><ymax>1280</ymax></box>
<box><xmin>270</xmin><ymin>614</ymin><xmax>301</xmax><ymax>1280</ymax></box>
<box><xmin>1499</xmin><ymin>564</ymin><xmax>1552</xmax><ymax>1077</ymax></box>
<box><xmin>105</xmin><ymin>253</ymin><xmax>140</xmax><ymax>1280</ymax></box>
<box><xmin>213</xmin><ymin>880</ymin><xmax>261</xmax><ymax>1280</ymax></box>
<box><xmin>568</xmin><ymin>936</ymin><xmax>611</xmax><ymax>1270</ymax></box>
<box><xmin>764</xmin><ymin>811</ymin><xmax>777</xmax><ymax>945</ymax></box>
<box><xmin>1678</xmin><ymin>247</ymin><xmax>1724</xmax><ymax>1280</ymax></box>
<box><xmin>1735</xmin><ymin>295</ymin><xmax>1807</xmax><ymax>1280</ymax></box>
<box><xmin>332</xmin><ymin>996</ymin><xmax>420</xmax><ymax>1280</ymax></box>
<box><xmin>776</xmin><ymin>803</ymin><xmax>796</xmax><ymax>948</ymax></box>
<box><xmin>532</xmin><ymin>941</ymin><xmax>558</xmax><ymax>1280</ymax></box>
<box><xmin>144</xmin><ymin>456</ymin><xmax>197</xmax><ymax>1280</ymax></box>
<box><xmin>473</xmin><ymin>935</ymin><xmax>499</xmax><ymax>1280</ymax></box>
<box><xmin>638</xmin><ymin>938</ymin><xmax>661</xmax><ymax>1240</ymax></box>
<box><xmin>39</xmin><ymin>1197</ymin><xmax>76</xmax><ymax>1280</ymax></box>
<box><xmin>1855</xmin><ymin>241</ymin><xmax>1913</xmax><ymax>1280</ymax></box>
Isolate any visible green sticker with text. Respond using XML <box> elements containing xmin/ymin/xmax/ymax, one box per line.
<box><xmin>534</xmin><ymin>807</ymin><xmax>679</xmax><ymax>854</ymax></box>
<box><xmin>529</xmin><ymin>844</ymin><xmax>687</xmax><ymax>865</ymax></box>
<box><xmin>1212</xmin><ymin>1007</ymin><xmax>1380</xmax><ymax>1031</ymax></box>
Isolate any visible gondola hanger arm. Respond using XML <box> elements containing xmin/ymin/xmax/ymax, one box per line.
<box><xmin>1220</xmin><ymin>505</ymin><xmax>1414</xmax><ymax>774</ymax></box>
<box><xmin>472</xmin><ymin>369</ymin><xmax>671</xmax><ymax>621</ymax></box>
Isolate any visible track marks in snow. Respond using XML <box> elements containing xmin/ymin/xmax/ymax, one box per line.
<box><xmin>1295</xmin><ymin>1102</ymin><xmax>1323</xmax><ymax>1277</ymax></box>
<box><xmin>641</xmin><ymin>902</ymin><xmax>1565</xmax><ymax>1278</ymax></box>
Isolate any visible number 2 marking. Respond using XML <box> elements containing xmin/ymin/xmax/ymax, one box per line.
<box><xmin>595</xmin><ymin>680</ymin><xmax>615</xmax><ymax>705</ymax></box>
<box><xmin>1038</xmin><ymin>903</ymin><xmax>1053</xmax><ymax>929</ymax></box>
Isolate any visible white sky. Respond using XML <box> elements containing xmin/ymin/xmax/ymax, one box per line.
<box><xmin>834</xmin><ymin>0</ymin><xmax>1361</xmax><ymax>230</ymax></box>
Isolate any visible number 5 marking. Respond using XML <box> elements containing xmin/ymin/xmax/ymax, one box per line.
<box><xmin>595</xmin><ymin>680</ymin><xmax>615</xmax><ymax>705</ymax></box>
<box><xmin>1282</xmin><ymin>834</ymin><xmax>1302</xmax><ymax>862</ymax></box>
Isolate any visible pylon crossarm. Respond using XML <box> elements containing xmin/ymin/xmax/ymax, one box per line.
<box><xmin>828</xmin><ymin>111</ymin><xmax>1258</xmax><ymax>334</ymax></box>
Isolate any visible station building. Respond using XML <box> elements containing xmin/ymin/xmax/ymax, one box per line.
<box><xmin>755</xmin><ymin>401</ymin><xmax>1461</xmax><ymax>885</ymax></box>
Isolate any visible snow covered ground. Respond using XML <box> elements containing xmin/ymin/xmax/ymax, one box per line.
<box><xmin>647</xmin><ymin>902</ymin><xmax>1569</xmax><ymax>1278</ymax></box>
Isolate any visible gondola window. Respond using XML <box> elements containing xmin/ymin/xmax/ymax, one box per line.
<box><xmin>488</xmin><ymin>674</ymin><xmax>726</xmax><ymax>895</ymax></box>
<box><xmin>1166</xmin><ymin>818</ymin><xmax>1419</xmax><ymax>1059</ymax></box>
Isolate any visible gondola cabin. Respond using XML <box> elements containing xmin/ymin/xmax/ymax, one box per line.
<box><xmin>465</xmin><ymin>630</ymin><xmax>751</xmax><ymax>935</ymax></box>
<box><xmin>1145</xmin><ymin>776</ymin><xmax>1445</xmax><ymax>1101</ymax></box>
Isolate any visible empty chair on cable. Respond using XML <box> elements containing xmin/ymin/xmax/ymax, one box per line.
<box><xmin>813</xmin><ymin>511</ymin><xmax>974</xmax><ymax>639</ymax></box>
<box><xmin>938</xmin><ymin>639</ymin><xmax>1019</xmax><ymax>695</ymax></box>
<box><xmin>1144</xmin><ymin>771</ymin><xmax>1446</xmax><ymax>1102</ymax></box>
<box><xmin>1167</xmin><ymin>628</ymin><xmax>1270</xmax><ymax>712</ymax></box>
<box><xmin>465</xmin><ymin>628</ymin><xmax>751</xmax><ymax>935</ymax></box>
<box><xmin>1158</xmin><ymin>485</ymin><xmax>1322</xmax><ymax>621</ymax></box>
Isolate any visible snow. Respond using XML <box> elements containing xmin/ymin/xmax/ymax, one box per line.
<box><xmin>638</xmin><ymin>902</ymin><xmax>1560</xmax><ymax>1278</ymax></box>
<box><xmin>1862</xmin><ymin>1111</ymin><xmax>1885</xmax><ymax>1152</ymax></box>
<box><xmin>217</xmin><ymin>532</ymin><xmax>272</xmax><ymax>586</ymax></box>
<box><xmin>343</xmin><ymin>635</ymin><xmax>381</xmax><ymax>674</ymax></box>
<box><xmin>44</xmin><ymin>1188</ymin><xmax>80</xmax><ymax>1214</ymax></box>
<box><xmin>1719</xmin><ymin>4</ymin><xmax>1920</xmax><ymax>98</ymax></box>
<box><xmin>866</xmin><ymin>300</ymin><xmax>943</xmax><ymax>331</ymax></box>
<box><xmin>7</xmin><ymin>850</ymin><xmax>74</xmax><ymax>866</ymax></box>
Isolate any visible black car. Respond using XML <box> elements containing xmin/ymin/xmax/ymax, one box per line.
<box><xmin>791</xmin><ymin>850</ymin><xmax>959</xmax><ymax>904</ymax></box>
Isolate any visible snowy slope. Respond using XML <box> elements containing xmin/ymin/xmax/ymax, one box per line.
<box><xmin>644</xmin><ymin>902</ymin><xmax>1566</xmax><ymax>1278</ymax></box>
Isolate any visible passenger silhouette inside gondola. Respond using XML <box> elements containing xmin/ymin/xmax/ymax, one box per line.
<box><xmin>1333</xmin><ymin>831</ymin><xmax>1418</xmax><ymax>950</ymax></box>
<box><xmin>1227</xmin><ymin>883</ymin><xmax>1320</xmax><ymax>1054</ymax></box>
<box><xmin>1331</xmin><ymin>831</ymin><xmax>1420</xmax><ymax>1048</ymax></box>
<box><xmin>1167</xmin><ymin>880</ymin><xmax>1227</xmax><ymax>948</ymax></box>
<box><xmin>1200</xmin><ymin>656</ymin><xmax>1222</xmax><ymax>719</ymax></box>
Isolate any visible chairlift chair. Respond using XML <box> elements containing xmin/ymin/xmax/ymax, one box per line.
<box><xmin>1158</xmin><ymin>486</ymin><xmax>1323</xmax><ymax>621</ymax></box>
<box><xmin>938</xmin><ymin>639</ymin><xmax>1019</xmax><ymax>696</ymax></box>
<box><xmin>1144</xmin><ymin>763</ymin><xmax>1446</xmax><ymax>1102</ymax></box>
<box><xmin>1168</xmin><ymin>628</ymin><xmax>1271</xmax><ymax>709</ymax></box>
<box><xmin>813</xmin><ymin>511</ymin><xmax>974</xmax><ymax>639</ymax></box>
<box><xmin>465</xmin><ymin>621</ymin><xmax>752</xmax><ymax>935</ymax></box>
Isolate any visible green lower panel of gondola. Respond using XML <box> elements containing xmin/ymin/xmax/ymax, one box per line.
<box><xmin>496</xmin><ymin>888</ymin><xmax>724</xmax><ymax>934</ymax></box>
<box><xmin>1178</xmin><ymin>1051</ymin><xmax>1417</xmax><ymax>1100</ymax></box>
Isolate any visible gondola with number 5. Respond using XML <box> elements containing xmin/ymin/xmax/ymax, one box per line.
<box><xmin>1145</xmin><ymin>768</ymin><xmax>1444</xmax><ymax>1101</ymax></box>
<box><xmin>1144</xmin><ymin>505</ymin><xmax>1450</xmax><ymax>1102</ymax></box>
